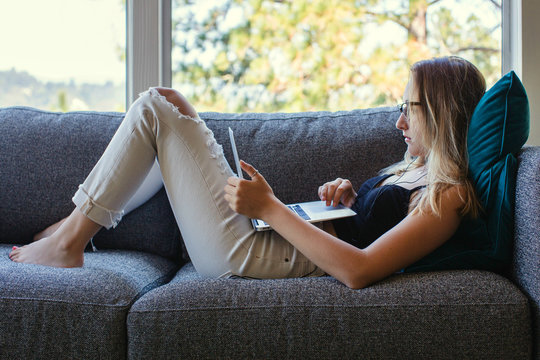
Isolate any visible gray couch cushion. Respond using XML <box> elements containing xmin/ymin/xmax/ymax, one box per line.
<box><xmin>0</xmin><ymin>244</ymin><xmax>178</xmax><ymax>360</ymax></box>
<box><xmin>0</xmin><ymin>107</ymin><xmax>181</xmax><ymax>261</ymax></box>
<box><xmin>127</xmin><ymin>263</ymin><xmax>531</xmax><ymax>359</ymax></box>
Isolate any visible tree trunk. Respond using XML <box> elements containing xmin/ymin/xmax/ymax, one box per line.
<box><xmin>409</xmin><ymin>0</ymin><xmax>428</xmax><ymax>44</ymax></box>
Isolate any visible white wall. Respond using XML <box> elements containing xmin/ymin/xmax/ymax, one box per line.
<box><xmin>522</xmin><ymin>0</ymin><xmax>540</xmax><ymax>145</ymax></box>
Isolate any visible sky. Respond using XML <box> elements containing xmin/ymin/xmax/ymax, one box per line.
<box><xmin>0</xmin><ymin>0</ymin><xmax>125</xmax><ymax>84</ymax></box>
<box><xmin>0</xmin><ymin>0</ymin><xmax>499</xmax><ymax>86</ymax></box>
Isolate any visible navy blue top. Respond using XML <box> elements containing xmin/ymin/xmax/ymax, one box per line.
<box><xmin>332</xmin><ymin>174</ymin><xmax>425</xmax><ymax>249</ymax></box>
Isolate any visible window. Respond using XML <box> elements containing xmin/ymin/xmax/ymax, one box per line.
<box><xmin>2</xmin><ymin>1</ymin><xmax>538</xmax><ymax>145</ymax></box>
<box><xmin>170</xmin><ymin>0</ymin><xmax>501</xmax><ymax>113</ymax></box>
<box><xmin>0</xmin><ymin>0</ymin><xmax>126</xmax><ymax>112</ymax></box>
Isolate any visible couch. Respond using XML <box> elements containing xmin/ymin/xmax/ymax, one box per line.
<box><xmin>0</xmin><ymin>105</ymin><xmax>537</xmax><ymax>359</ymax></box>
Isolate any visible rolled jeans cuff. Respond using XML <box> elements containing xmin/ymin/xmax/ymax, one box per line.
<box><xmin>72</xmin><ymin>185</ymin><xmax>124</xmax><ymax>229</ymax></box>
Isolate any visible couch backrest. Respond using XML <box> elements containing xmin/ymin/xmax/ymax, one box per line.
<box><xmin>0</xmin><ymin>106</ymin><xmax>405</xmax><ymax>261</ymax></box>
<box><xmin>203</xmin><ymin>108</ymin><xmax>405</xmax><ymax>204</ymax></box>
<box><xmin>0</xmin><ymin>107</ymin><xmax>182</xmax><ymax>260</ymax></box>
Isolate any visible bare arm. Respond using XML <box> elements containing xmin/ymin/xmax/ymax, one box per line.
<box><xmin>225</xmin><ymin>161</ymin><xmax>464</xmax><ymax>289</ymax></box>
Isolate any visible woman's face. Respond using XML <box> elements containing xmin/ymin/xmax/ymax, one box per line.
<box><xmin>396</xmin><ymin>80</ymin><xmax>427</xmax><ymax>158</ymax></box>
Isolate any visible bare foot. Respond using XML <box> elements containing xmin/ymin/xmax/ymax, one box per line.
<box><xmin>10</xmin><ymin>208</ymin><xmax>101</xmax><ymax>268</ymax></box>
<box><xmin>33</xmin><ymin>217</ymin><xmax>68</xmax><ymax>241</ymax></box>
<box><xmin>9</xmin><ymin>235</ymin><xmax>84</xmax><ymax>268</ymax></box>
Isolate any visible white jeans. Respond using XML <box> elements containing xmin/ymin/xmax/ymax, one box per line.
<box><xmin>72</xmin><ymin>88</ymin><xmax>325</xmax><ymax>279</ymax></box>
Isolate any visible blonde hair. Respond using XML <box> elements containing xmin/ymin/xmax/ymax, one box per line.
<box><xmin>383</xmin><ymin>56</ymin><xmax>486</xmax><ymax>218</ymax></box>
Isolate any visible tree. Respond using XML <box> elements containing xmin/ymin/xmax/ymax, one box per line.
<box><xmin>172</xmin><ymin>0</ymin><xmax>501</xmax><ymax>112</ymax></box>
<box><xmin>363</xmin><ymin>0</ymin><xmax>501</xmax><ymax>98</ymax></box>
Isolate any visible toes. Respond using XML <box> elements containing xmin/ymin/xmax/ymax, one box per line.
<box><xmin>8</xmin><ymin>246</ymin><xmax>20</xmax><ymax>261</ymax></box>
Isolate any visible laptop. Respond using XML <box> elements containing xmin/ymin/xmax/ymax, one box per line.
<box><xmin>228</xmin><ymin>127</ymin><xmax>356</xmax><ymax>231</ymax></box>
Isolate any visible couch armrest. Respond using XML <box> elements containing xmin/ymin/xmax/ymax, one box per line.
<box><xmin>513</xmin><ymin>145</ymin><xmax>540</xmax><ymax>357</ymax></box>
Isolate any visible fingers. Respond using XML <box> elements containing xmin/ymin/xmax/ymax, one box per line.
<box><xmin>319</xmin><ymin>178</ymin><xmax>340</xmax><ymax>206</ymax></box>
<box><xmin>224</xmin><ymin>178</ymin><xmax>238</xmax><ymax>210</ymax></box>
<box><xmin>227</xmin><ymin>176</ymin><xmax>240</xmax><ymax>187</ymax></box>
<box><xmin>319</xmin><ymin>180</ymin><xmax>335</xmax><ymax>203</ymax></box>
<box><xmin>318</xmin><ymin>183</ymin><xmax>332</xmax><ymax>205</ymax></box>
<box><xmin>318</xmin><ymin>178</ymin><xmax>353</xmax><ymax>207</ymax></box>
<box><xmin>324</xmin><ymin>184</ymin><xmax>334</xmax><ymax>206</ymax></box>
<box><xmin>223</xmin><ymin>171</ymin><xmax>254</xmax><ymax>213</ymax></box>
<box><xmin>223</xmin><ymin>193</ymin><xmax>233</xmax><ymax>208</ymax></box>
<box><xmin>224</xmin><ymin>183</ymin><xmax>235</xmax><ymax>197</ymax></box>
<box><xmin>333</xmin><ymin>180</ymin><xmax>353</xmax><ymax>207</ymax></box>
<box><xmin>223</xmin><ymin>186</ymin><xmax>238</xmax><ymax>213</ymax></box>
<box><xmin>223</xmin><ymin>161</ymin><xmax>274</xmax><ymax>218</ymax></box>
<box><xmin>328</xmin><ymin>183</ymin><xmax>341</xmax><ymax>206</ymax></box>
<box><xmin>333</xmin><ymin>187</ymin><xmax>345</xmax><ymax>207</ymax></box>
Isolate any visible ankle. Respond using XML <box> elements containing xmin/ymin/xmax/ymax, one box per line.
<box><xmin>55</xmin><ymin>209</ymin><xmax>102</xmax><ymax>251</ymax></box>
<box><xmin>56</xmin><ymin>234</ymin><xmax>87</xmax><ymax>253</ymax></box>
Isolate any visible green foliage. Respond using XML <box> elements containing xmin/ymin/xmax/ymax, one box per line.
<box><xmin>55</xmin><ymin>90</ymin><xmax>68</xmax><ymax>112</ymax></box>
<box><xmin>0</xmin><ymin>69</ymin><xmax>125</xmax><ymax>112</ymax></box>
<box><xmin>172</xmin><ymin>0</ymin><xmax>501</xmax><ymax>112</ymax></box>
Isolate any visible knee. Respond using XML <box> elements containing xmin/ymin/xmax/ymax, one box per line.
<box><xmin>154</xmin><ymin>87</ymin><xmax>198</xmax><ymax>119</ymax></box>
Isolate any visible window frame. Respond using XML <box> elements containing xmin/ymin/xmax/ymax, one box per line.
<box><xmin>126</xmin><ymin>0</ymin><xmax>171</xmax><ymax>104</ymax></box>
<box><xmin>127</xmin><ymin>0</ymin><xmax>539</xmax><ymax>145</ymax></box>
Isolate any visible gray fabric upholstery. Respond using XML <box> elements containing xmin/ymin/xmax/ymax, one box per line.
<box><xmin>0</xmin><ymin>244</ymin><xmax>178</xmax><ymax>360</ymax></box>
<box><xmin>202</xmin><ymin>107</ymin><xmax>406</xmax><ymax>204</ymax></box>
<box><xmin>1</xmin><ymin>105</ymin><xmax>537</xmax><ymax>359</ymax></box>
<box><xmin>514</xmin><ymin>145</ymin><xmax>540</xmax><ymax>359</ymax></box>
<box><xmin>128</xmin><ymin>263</ymin><xmax>530</xmax><ymax>360</ymax></box>
<box><xmin>0</xmin><ymin>107</ymin><xmax>181</xmax><ymax>261</ymax></box>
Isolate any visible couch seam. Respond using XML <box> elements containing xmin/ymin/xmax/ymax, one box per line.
<box><xmin>1</xmin><ymin>106</ymin><xmax>398</xmax><ymax>121</ymax></box>
<box><xmin>129</xmin><ymin>266</ymin><xmax>180</xmax><ymax>307</ymax></box>
<box><xmin>129</xmin><ymin>302</ymin><xmax>528</xmax><ymax>314</ymax></box>
<box><xmin>201</xmin><ymin>109</ymin><xmax>398</xmax><ymax>122</ymax></box>
<box><xmin>0</xmin><ymin>297</ymin><xmax>132</xmax><ymax>308</ymax></box>
<box><xmin>0</xmin><ymin>106</ymin><xmax>123</xmax><ymax>118</ymax></box>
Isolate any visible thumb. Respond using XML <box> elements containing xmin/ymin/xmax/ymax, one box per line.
<box><xmin>240</xmin><ymin>160</ymin><xmax>260</xmax><ymax>179</ymax></box>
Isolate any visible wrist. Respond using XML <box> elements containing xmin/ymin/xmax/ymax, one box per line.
<box><xmin>260</xmin><ymin>195</ymin><xmax>286</xmax><ymax>223</ymax></box>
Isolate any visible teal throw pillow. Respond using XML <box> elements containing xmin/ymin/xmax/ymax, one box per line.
<box><xmin>406</xmin><ymin>71</ymin><xmax>529</xmax><ymax>273</ymax></box>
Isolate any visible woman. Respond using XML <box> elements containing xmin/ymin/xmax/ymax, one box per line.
<box><xmin>9</xmin><ymin>56</ymin><xmax>486</xmax><ymax>289</ymax></box>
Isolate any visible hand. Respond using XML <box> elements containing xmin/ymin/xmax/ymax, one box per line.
<box><xmin>318</xmin><ymin>178</ymin><xmax>357</xmax><ymax>208</ymax></box>
<box><xmin>224</xmin><ymin>160</ymin><xmax>278</xmax><ymax>220</ymax></box>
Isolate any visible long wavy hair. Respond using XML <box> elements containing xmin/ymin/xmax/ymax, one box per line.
<box><xmin>383</xmin><ymin>56</ymin><xmax>486</xmax><ymax>217</ymax></box>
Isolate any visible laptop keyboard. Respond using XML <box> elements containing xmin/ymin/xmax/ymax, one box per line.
<box><xmin>288</xmin><ymin>205</ymin><xmax>311</xmax><ymax>220</ymax></box>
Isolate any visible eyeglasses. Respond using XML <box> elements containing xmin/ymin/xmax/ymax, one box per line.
<box><xmin>398</xmin><ymin>101</ymin><xmax>421</xmax><ymax>120</ymax></box>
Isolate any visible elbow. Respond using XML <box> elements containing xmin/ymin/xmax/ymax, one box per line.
<box><xmin>343</xmin><ymin>276</ymin><xmax>369</xmax><ymax>290</ymax></box>
<box><xmin>337</xmin><ymin>252</ymin><xmax>373</xmax><ymax>289</ymax></box>
<box><xmin>340</xmin><ymin>269</ymin><xmax>371</xmax><ymax>289</ymax></box>
<box><xmin>341</xmin><ymin>264</ymin><xmax>393</xmax><ymax>289</ymax></box>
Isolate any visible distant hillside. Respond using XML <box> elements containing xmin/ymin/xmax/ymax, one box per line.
<box><xmin>0</xmin><ymin>68</ymin><xmax>125</xmax><ymax>112</ymax></box>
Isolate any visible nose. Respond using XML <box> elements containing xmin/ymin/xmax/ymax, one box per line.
<box><xmin>396</xmin><ymin>112</ymin><xmax>408</xmax><ymax>130</ymax></box>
